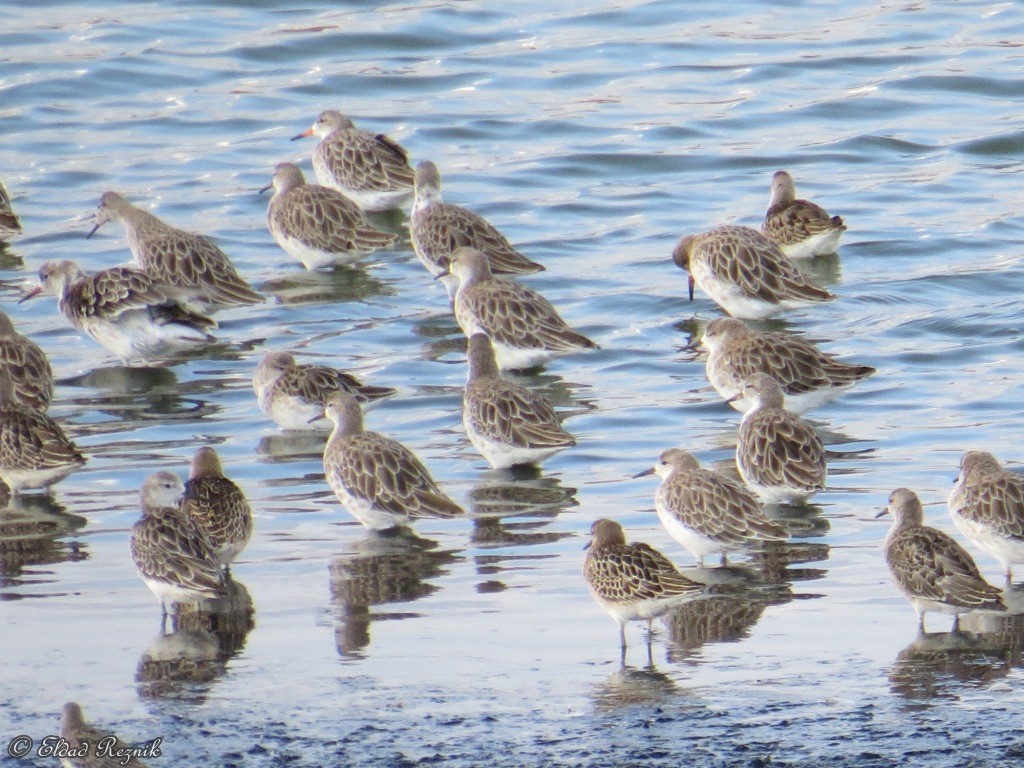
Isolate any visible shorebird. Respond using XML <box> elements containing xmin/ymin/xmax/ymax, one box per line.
<box><xmin>762</xmin><ymin>170</ymin><xmax>846</xmax><ymax>259</ymax></box>
<box><xmin>88</xmin><ymin>191</ymin><xmax>262</xmax><ymax>314</ymax></box>
<box><xmin>634</xmin><ymin>448</ymin><xmax>788</xmax><ymax>566</ymax></box>
<box><xmin>253</xmin><ymin>350</ymin><xmax>396</xmax><ymax>431</ymax></box>
<box><xmin>583</xmin><ymin>518</ymin><xmax>705</xmax><ymax>651</ymax></box>
<box><xmin>949</xmin><ymin>450</ymin><xmax>1024</xmax><ymax>584</ymax></box>
<box><xmin>321</xmin><ymin>392</ymin><xmax>464</xmax><ymax>531</ymax></box>
<box><xmin>672</xmin><ymin>224</ymin><xmax>835</xmax><ymax>319</ymax></box>
<box><xmin>462</xmin><ymin>333</ymin><xmax>575</xmax><ymax>469</ymax></box>
<box><xmin>180</xmin><ymin>447</ymin><xmax>253</xmax><ymax>570</ymax></box>
<box><xmin>262</xmin><ymin>162</ymin><xmax>396</xmax><ymax>270</ymax></box>
<box><xmin>21</xmin><ymin>259</ymin><xmax>216</xmax><ymax>365</ymax></box>
<box><xmin>291</xmin><ymin>110</ymin><xmax>415</xmax><ymax>212</ymax></box>
<box><xmin>130</xmin><ymin>471</ymin><xmax>227</xmax><ymax>616</ymax></box>
<box><xmin>701</xmin><ymin>317</ymin><xmax>874</xmax><ymax>414</ymax></box>
<box><xmin>0</xmin><ymin>370</ymin><xmax>85</xmax><ymax>493</ymax></box>
<box><xmin>441</xmin><ymin>247</ymin><xmax>598</xmax><ymax>371</ymax></box>
<box><xmin>733</xmin><ymin>373</ymin><xmax>826</xmax><ymax>505</ymax></box>
<box><xmin>880</xmin><ymin>487</ymin><xmax>1006</xmax><ymax>631</ymax></box>
<box><xmin>0</xmin><ymin>309</ymin><xmax>53</xmax><ymax>410</ymax></box>
<box><xmin>60</xmin><ymin>702</ymin><xmax>151</xmax><ymax>768</ymax></box>
<box><xmin>410</xmin><ymin>160</ymin><xmax>543</xmax><ymax>282</ymax></box>
<box><xmin>0</xmin><ymin>179</ymin><xmax>22</xmax><ymax>241</ymax></box>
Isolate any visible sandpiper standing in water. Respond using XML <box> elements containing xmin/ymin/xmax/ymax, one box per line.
<box><xmin>762</xmin><ymin>170</ymin><xmax>846</xmax><ymax>259</ymax></box>
<box><xmin>672</xmin><ymin>224</ymin><xmax>835</xmax><ymax>319</ymax></box>
<box><xmin>635</xmin><ymin>448</ymin><xmax>788</xmax><ymax>566</ymax></box>
<box><xmin>262</xmin><ymin>162</ymin><xmax>396</xmax><ymax>270</ymax></box>
<box><xmin>411</xmin><ymin>160</ymin><xmax>543</xmax><ymax>286</ymax></box>
<box><xmin>180</xmin><ymin>447</ymin><xmax>253</xmax><ymax>571</ymax></box>
<box><xmin>701</xmin><ymin>317</ymin><xmax>874</xmax><ymax>414</ymax></box>
<box><xmin>88</xmin><ymin>191</ymin><xmax>262</xmax><ymax>314</ymax></box>
<box><xmin>21</xmin><ymin>259</ymin><xmax>216</xmax><ymax>365</ymax></box>
<box><xmin>130</xmin><ymin>471</ymin><xmax>227</xmax><ymax>620</ymax></box>
<box><xmin>253</xmin><ymin>350</ymin><xmax>396</xmax><ymax>431</ymax></box>
<box><xmin>949</xmin><ymin>450</ymin><xmax>1024</xmax><ymax>585</ymax></box>
<box><xmin>292</xmin><ymin>110</ymin><xmax>415</xmax><ymax>212</ymax></box>
<box><xmin>441</xmin><ymin>247</ymin><xmax>598</xmax><ymax>371</ymax></box>
<box><xmin>733</xmin><ymin>373</ymin><xmax>826</xmax><ymax>505</ymax></box>
<box><xmin>584</xmin><ymin>518</ymin><xmax>705</xmax><ymax>653</ymax></box>
<box><xmin>321</xmin><ymin>392</ymin><xmax>464</xmax><ymax>531</ymax></box>
<box><xmin>880</xmin><ymin>487</ymin><xmax>1005</xmax><ymax>631</ymax></box>
<box><xmin>462</xmin><ymin>333</ymin><xmax>575</xmax><ymax>469</ymax></box>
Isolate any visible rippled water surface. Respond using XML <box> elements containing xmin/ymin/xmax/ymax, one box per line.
<box><xmin>5</xmin><ymin>1</ymin><xmax>1024</xmax><ymax>765</ymax></box>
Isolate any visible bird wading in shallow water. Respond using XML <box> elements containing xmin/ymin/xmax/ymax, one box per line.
<box><xmin>672</xmin><ymin>224</ymin><xmax>834</xmax><ymax>320</ymax></box>
<box><xmin>440</xmin><ymin>246</ymin><xmax>598</xmax><ymax>371</ymax></box>
<box><xmin>949</xmin><ymin>450</ymin><xmax>1024</xmax><ymax>585</ymax></box>
<box><xmin>879</xmin><ymin>487</ymin><xmax>1005</xmax><ymax>632</ymax></box>
<box><xmin>87</xmin><ymin>191</ymin><xmax>262</xmax><ymax>314</ymax></box>
<box><xmin>761</xmin><ymin>170</ymin><xmax>846</xmax><ymax>259</ymax></box>
<box><xmin>583</xmin><ymin>518</ymin><xmax>705</xmax><ymax>655</ymax></box>
<box><xmin>291</xmin><ymin>110</ymin><xmax>415</xmax><ymax>212</ymax></box>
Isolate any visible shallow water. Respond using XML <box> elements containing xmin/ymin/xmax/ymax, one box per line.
<box><xmin>4</xmin><ymin>1</ymin><xmax>1024</xmax><ymax>765</ymax></box>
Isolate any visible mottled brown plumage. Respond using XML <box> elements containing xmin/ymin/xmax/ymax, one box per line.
<box><xmin>180</xmin><ymin>447</ymin><xmax>252</xmax><ymax>569</ymax></box>
<box><xmin>130</xmin><ymin>471</ymin><xmax>227</xmax><ymax>611</ymax></box>
<box><xmin>672</xmin><ymin>224</ymin><xmax>835</xmax><ymax>319</ymax></box>
<box><xmin>702</xmin><ymin>317</ymin><xmax>874</xmax><ymax>414</ymax></box>
<box><xmin>253</xmin><ymin>350</ymin><xmax>396</xmax><ymax>430</ymax></box>
<box><xmin>0</xmin><ymin>370</ymin><xmax>85</xmax><ymax>492</ymax></box>
<box><xmin>881</xmin><ymin>487</ymin><xmax>1005</xmax><ymax>631</ymax></box>
<box><xmin>584</xmin><ymin>518</ymin><xmax>705</xmax><ymax>649</ymax></box>
<box><xmin>735</xmin><ymin>373</ymin><xmax>826</xmax><ymax>505</ymax></box>
<box><xmin>89</xmin><ymin>191</ymin><xmax>262</xmax><ymax>313</ymax></box>
<box><xmin>949</xmin><ymin>450</ymin><xmax>1024</xmax><ymax>582</ymax></box>
<box><xmin>411</xmin><ymin>160</ymin><xmax>543</xmax><ymax>277</ymax></box>
<box><xmin>264</xmin><ymin>162</ymin><xmax>396</xmax><ymax>270</ymax></box>
<box><xmin>445</xmin><ymin>247</ymin><xmax>597</xmax><ymax>371</ymax></box>
<box><xmin>322</xmin><ymin>392</ymin><xmax>464</xmax><ymax>531</ymax></box>
<box><xmin>22</xmin><ymin>260</ymin><xmax>216</xmax><ymax>364</ymax></box>
<box><xmin>0</xmin><ymin>310</ymin><xmax>53</xmax><ymax>410</ymax></box>
<box><xmin>60</xmin><ymin>702</ymin><xmax>150</xmax><ymax>768</ymax></box>
<box><xmin>293</xmin><ymin>110</ymin><xmax>415</xmax><ymax>212</ymax></box>
<box><xmin>640</xmin><ymin>448</ymin><xmax>787</xmax><ymax>565</ymax></box>
<box><xmin>462</xmin><ymin>333</ymin><xmax>574</xmax><ymax>469</ymax></box>
<box><xmin>762</xmin><ymin>170</ymin><xmax>846</xmax><ymax>258</ymax></box>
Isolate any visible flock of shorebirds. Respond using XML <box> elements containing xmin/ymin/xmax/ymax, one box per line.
<box><xmin>3</xmin><ymin>108</ymin><xmax>1024</xmax><ymax>756</ymax></box>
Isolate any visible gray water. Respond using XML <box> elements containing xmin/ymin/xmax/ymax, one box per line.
<box><xmin>3</xmin><ymin>1</ymin><xmax>1024</xmax><ymax>765</ymax></box>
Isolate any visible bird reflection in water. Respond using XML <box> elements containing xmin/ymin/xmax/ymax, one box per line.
<box><xmin>260</xmin><ymin>266</ymin><xmax>393</xmax><ymax>307</ymax></box>
<box><xmin>889</xmin><ymin>596</ymin><xmax>1024</xmax><ymax>703</ymax></box>
<box><xmin>592</xmin><ymin>657</ymin><xmax>682</xmax><ymax>714</ymax></box>
<box><xmin>60</xmin><ymin>365</ymin><xmax>218</xmax><ymax>424</ymax></box>
<box><xmin>329</xmin><ymin>528</ymin><xmax>459</xmax><ymax>657</ymax></box>
<box><xmin>135</xmin><ymin>577</ymin><xmax>254</xmax><ymax>702</ymax></box>
<box><xmin>468</xmin><ymin>471</ymin><xmax>577</xmax><ymax>590</ymax></box>
<box><xmin>664</xmin><ymin>571</ymin><xmax>795</xmax><ymax>664</ymax></box>
<box><xmin>0</xmin><ymin>494</ymin><xmax>87</xmax><ymax>586</ymax></box>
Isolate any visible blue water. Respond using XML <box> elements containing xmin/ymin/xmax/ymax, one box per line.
<box><xmin>4</xmin><ymin>1</ymin><xmax>1024</xmax><ymax>765</ymax></box>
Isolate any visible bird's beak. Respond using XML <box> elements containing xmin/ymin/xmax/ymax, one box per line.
<box><xmin>308</xmin><ymin>413</ymin><xmax>326</xmax><ymax>425</ymax></box>
<box><xmin>434</xmin><ymin>266</ymin><xmax>451</xmax><ymax>280</ymax></box>
<box><xmin>86</xmin><ymin>221</ymin><xmax>101</xmax><ymax>239</ymax></box>
<box><xmin>291</xmin><ymin>128</ymin><xmax>314</xmax><ymax>141</ymax></box>
<box><xmin>874</xmin><ymin>508</ymin><xmax>890</xmax><ymax>520</ymax></box>
<box><xmin>724</xmin><ymin>392</ymin><xmax>743</xmax><ymax>404</ymax></box>
<box><xmin>583</xmin><ymin>540</ymin><xmax>591</xmax><ymax>551</ymax></box>
<box><xmin>18</xmin><ymin>285</ymin><xmax>42</xmax><ymax>304</ymax></box>
<box><xmin>688</xmin><ymin>274</ymin><xmax>695</xmax><ymax>301</ymax></box>
<box><xmin>631</xmin><ymin>467</ymin><xmax>655</xmax><ymax>479</ymax></box>
<box><xmin>258</xmin><ymin>183</ymin><xmax>273</xmax><ymax>195</ymax></box>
